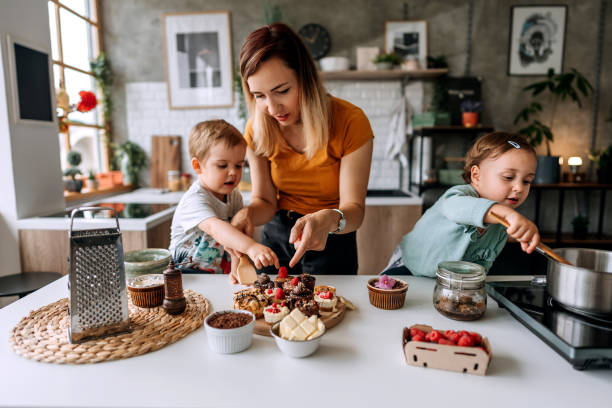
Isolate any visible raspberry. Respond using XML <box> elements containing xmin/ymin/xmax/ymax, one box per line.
<box><xmin>274</xmin><ymin>288</ymin><xmax>284</xmax><ymax>299</ymax></box>
<box><xmin>319</xmin><ymin>291</ymin><xmax>332</xmax><ymax>299</ymax></box>
<box><xmin>458</xmin><ymin>335</ymin><xmax>475</xmax><ymax>347</ymax></box>
<box><xmin>278</xmin><ymin>266</ymin><xmax>288</xmax><ymax>278</ymax></box>
<box><xmin>291</xmin><ymin>277</ymin><xmax>299</xmax><ymax>285</ymax></box>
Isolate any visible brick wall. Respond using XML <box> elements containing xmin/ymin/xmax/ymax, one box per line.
<box><xmin>125</xmin><ymin>80</ymin><xmax>424</xmax><ymax>190</ymax></box>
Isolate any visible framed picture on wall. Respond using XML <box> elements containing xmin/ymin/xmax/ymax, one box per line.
<box><xmin>5</xmin><ymin>35</ymin><xmax>56</xmax><ymax>126</ymax></box>
<box><xmin>507</xmin><ymin>5</ymin><xmax>567</xmax><ymax>76</ymax></box>
<box><xmin>385</xmin><ymin>20</ymin><xmax>428</xmax><ymax>70</ymax></box>
<box><xmin>163</xmin><ymin>11</ymin><xmax>233</xmax><ymax>109</ymax></box>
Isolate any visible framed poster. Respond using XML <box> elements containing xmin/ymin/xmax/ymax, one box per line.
<box><xmin>385</xmin><ymin>20</ymin><xmax>428</xmax><ymax>70</ymax></box>
<box><xmin>508</xmin><ymin>5</ymin><xmax>567</xmax><ymax>76</ymax></box>
<box><xmin>5</xmin><ymin>35</ymin><xmax>56</xmax><ymax>126</ymax></box>
<box><xmin>163</xmin><ymin>11</ymin><xmax>233</xmax><ymax>109</ymax></box>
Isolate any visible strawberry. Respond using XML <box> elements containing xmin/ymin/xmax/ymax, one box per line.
<box><xmin>411</xmin><ymin>334</ymin><xmax>425</xmax><ymax>342</ymax></box>
<box><xmin>319</xmin><ymin>291</ymin><xmax>332</xmax><ymax>299</ymax></box>
<box><xmin>429</xmin><ymin>330</ymin><xmax>443</xmax><ymax>342</ymax></box>
<box><xmin>274</xmin><ymin>288</ymin><xmax>284</xmax><ymax>299</ymax></box>
<box><xmin>469</xmin><ymin>332</ymin><xmax>482</xmax><ymax>345</ymax></box>
<box><xmin>291</xmin><ymin>277</ymin><xmax>299</xmax><ymax>286</ymax></box>
<box><xmin>458</xmin><ymin>335</ymin><xmax>475</xmax><ymax>347</ymax></box>
<box><xmin>410</xmin><ymin>328</ymin><xmax>425</xmax><ymax>338</ymax></box>
<box><xmin>278</xmin><ymin>266</ymin><xmax>288</xmax><ymax>278</ymax></box>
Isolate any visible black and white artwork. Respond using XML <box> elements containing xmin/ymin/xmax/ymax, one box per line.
<box><xmin>385</xmin><ymin>21</ymin><xmax>428</xmax><ymax>70</ymax></box>
<box><xmin>164</xmin><ymin>12</ymin><xmax>233</xmax><ymax>108</ymax></box>
<box><xmin>508</xmin><ymin>5</ymin><xmax>567</xmax><ymax>76</ymax></box>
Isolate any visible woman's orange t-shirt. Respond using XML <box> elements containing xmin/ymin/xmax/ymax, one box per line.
<box><xmin>243</xmin><ymin>96</ymin><xmax>374</xmax><ymax>215</ymax></box>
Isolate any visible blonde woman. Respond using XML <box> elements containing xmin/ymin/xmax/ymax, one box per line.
<box><xmin>231</xmin><ymin>23</ymin><xmax>374</xmax><ymax>275</ymax></box>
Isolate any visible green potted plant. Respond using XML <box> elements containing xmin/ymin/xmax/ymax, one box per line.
<box><xmin>87</xmin><ymin>170</ymin><xmax>98</xmax><ymax>190</ymax></box>
<box><xmin>571</xmin><ymin>214</ymin><xmax>589</xmax><ymax>239</ymax></box>
<box><xmin>116</xmin><ymin>141</ymin><xmax>147</xmax><ymax>187</ymax></box>
<box><xmin>514</xmin><ymin>68</ymin><xmax>593</xmax><ymax>184</ymax></box>
<box><xmin>63</xmin><ymin>150</ymin><xmax>83</xmax><ymax>192</ymax></box>
<box><xmin>373</xmin><ymin>52</ymin><xmax>402</xmax><ymax>70</ymax></box>
<box><xmin>588</xmin><ymin>145</ymin><xmax>612</xmax><ymax>184</ymax></box>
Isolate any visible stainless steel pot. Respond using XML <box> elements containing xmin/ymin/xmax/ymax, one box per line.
<box><xmin>547</xmin><ymin>248</ymin><xmax>612</xmax><ymax>316</ymax></box>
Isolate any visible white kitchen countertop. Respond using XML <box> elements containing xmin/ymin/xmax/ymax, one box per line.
<box><xmin>1</xmin><ymin>274</ymin><xmax>609</xmax><ymax>408</ymax></box>
<box><xmin>16</xmin><ymin>188</ymin><xmax>422</xmax><ymax>231</ymax></box>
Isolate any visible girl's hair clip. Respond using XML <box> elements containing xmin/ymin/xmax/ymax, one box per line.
<box><xmin>508</xmin><ymin>141</ymin><xmax>521</xmax><ymax>149</ymax></box>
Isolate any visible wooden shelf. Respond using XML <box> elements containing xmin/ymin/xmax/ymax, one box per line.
<box><xmin>64</xmin><ymin>185</ymin><xmax>133</xmax><ymax>203</ymax></box>
<box><xmin>319</xmin><ymin>68</ymin><xmax>448</xmax><ymax>80</ymax></box>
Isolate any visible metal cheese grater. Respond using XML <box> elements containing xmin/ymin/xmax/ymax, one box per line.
<box><xmin>67</xmin><ymin>206</ymin><xmax>131</xmax><ymax>343</ymax></box>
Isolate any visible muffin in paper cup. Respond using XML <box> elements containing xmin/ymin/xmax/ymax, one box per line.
<box><xmin>127</xmin><ymin>274</ymin><xmax>165</xmax><ymax>308</ymax></box>
<box><xmin>367</xmin><ymin>276</ymin><xmax>408</xmax><ymax>310</ymax></box>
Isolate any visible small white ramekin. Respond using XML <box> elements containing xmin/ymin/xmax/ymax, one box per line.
<box><xmin>270</xmin><ymin>321</ymin><xmax>325</xmax><ymax>358</ymax></box>
<box><xmin>204</xmin><ymin>310</ymin><xmax>255</xmax><ymax>354</ymax></box>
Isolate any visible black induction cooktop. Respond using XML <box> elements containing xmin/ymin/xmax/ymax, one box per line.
<box><xmin>486</xmin><ymin>280</ymin><xmax>612</xmax><ymax>370</ymax></box>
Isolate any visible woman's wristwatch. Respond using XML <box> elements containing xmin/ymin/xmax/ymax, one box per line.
<box><xmin>330</xmin><ymin>209</ymin><xmax>346</xmax><ymax>234</ymax></box>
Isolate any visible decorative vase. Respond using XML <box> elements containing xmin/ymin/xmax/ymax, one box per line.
<box><xmin>534</xmin><ymin>156</ymin><xmax>560</xmax><ymax>184</ymax></box>
<box><xmin>64</xmin><ymin>178</ymin><xmax>83</xmax><ymax>193</ymax></box>
<box><xmin>462</xmin><ymin>112</ymin><xmax>478</xmax><ymax>127</ymax></box>
<box><xmin>375</xmin><ymin>62</ymin><xmax>392</xmax><ymax>70</ymax></box>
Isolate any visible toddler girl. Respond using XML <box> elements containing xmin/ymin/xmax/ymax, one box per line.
<box><xmin>388</xmin><ymin>132</ymin><xmax>540</xmax><ymax>277</ymax></box>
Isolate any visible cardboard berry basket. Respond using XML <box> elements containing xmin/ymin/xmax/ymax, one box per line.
<box><xmin>402</xmin><ymin>324</ymin><xmax>492</xmax><ymax>376</ymax></box>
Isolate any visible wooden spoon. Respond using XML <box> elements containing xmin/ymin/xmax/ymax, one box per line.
<box><xmin>490</xmin><ymin>212</ymin><xmax>572</xmax><ymax>266</ymax></box>
<box><xmin>236</xmin><ymin>255</ymin><xmax>258</xmax><ymax>284</ymax></box>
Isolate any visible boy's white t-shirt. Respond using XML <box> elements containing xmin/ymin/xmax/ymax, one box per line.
<box><xmin>169</xmin><ymin>181</ymin><xmax>243</xmax><ymax>273</ymax></box>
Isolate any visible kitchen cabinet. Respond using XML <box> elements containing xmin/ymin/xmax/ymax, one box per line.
<box><xmin>357</xmin><ymin>201</ymin><xmax>421</xmax><ymax>274</ymax></box>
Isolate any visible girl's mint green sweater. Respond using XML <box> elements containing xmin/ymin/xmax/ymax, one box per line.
<box><xmin>400</xmin><ymin>184</ymin><xmax>508</xmax><ymax>277</ymax></box>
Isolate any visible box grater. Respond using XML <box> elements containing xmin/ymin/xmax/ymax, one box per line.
<box><xmin>67</xmin><ymin>206</ymin><xmax>131</xmax><ymax>343</ymax></box>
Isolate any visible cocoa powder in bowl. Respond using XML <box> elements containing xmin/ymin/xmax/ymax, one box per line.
<box><xmin>207</xmin><ymin>312</ymin><xmax>252</xmax><ymax>329</ymax></box>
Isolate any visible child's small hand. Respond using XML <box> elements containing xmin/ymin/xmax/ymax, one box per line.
<box><xmin>505</xmin><ymin>211</ymin><xmax>540</xmax><ymax>254</ymax></box>
<box><xmin>246</xmin><ymin>243</ymin><xmax>280</xmax><ymax>269</ymax></box>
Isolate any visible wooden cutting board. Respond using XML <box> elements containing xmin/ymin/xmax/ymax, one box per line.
<box><xmin>150</xmin><ymin>136</ymin><xmax>181</xmax><ymax>188</ymax></box>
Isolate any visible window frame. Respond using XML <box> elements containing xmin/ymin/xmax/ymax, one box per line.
<box><xmin>49</xmin><ymin>0</ymin><xmax>110</xmax><ymax>171</ymax></box>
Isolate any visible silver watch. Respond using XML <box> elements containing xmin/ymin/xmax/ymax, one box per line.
<box><xmin>330</xmin><ymin>209</ymin><xmax>346</xmax><ymax>234</ymax></box>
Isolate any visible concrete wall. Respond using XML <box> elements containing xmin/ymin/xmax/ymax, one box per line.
<box><xmin>101</xmin><ymin>0</ymin><xmax>612</xmax><ymax>235</ymax></box>
<box><xmin>0</xmin><ymin>0</ymin><xmax>65</xmax><ymax>306</ymax></box>
<box><xmin>102</xmin><ymin>0</ymin><xmax>611</xmax><ymax>157</ymax></box>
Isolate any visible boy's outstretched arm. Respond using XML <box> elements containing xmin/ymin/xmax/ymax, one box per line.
<box><xmin>198</xmin><ymin>217</ymin><xmax>280</xmax><ymax>269</ymax></box>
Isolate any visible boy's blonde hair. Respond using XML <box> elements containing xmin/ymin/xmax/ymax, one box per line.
<box><xmin>188</xmin><ymin>119</ymin><xmax>246</xmax><ymax>162</ymax></box>
<box><xmin>463</xmin><ymin>132</ymin><xmax>536</xmax><ymax>183</ymax></box>
<box><xmin>239</xmin><ymin>23</ymin><xmax>331</xmax><ymax>160</ymax></box>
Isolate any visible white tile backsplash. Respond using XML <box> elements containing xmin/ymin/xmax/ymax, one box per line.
<box><xmin>125</xmin><ymin>80</ymin><xmax>423</xmax><ymax>190</ymax></box>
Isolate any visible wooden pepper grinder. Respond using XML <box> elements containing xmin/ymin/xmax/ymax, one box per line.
<box><xmin>163</xmin><ymin>261</ymin><xmax>186</xmax><ymax>315</ymax></box>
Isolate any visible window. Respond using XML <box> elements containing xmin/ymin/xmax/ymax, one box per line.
<box><xmin>48</xmin><ymin>0</ymin><xmax>107</xmax><ymax>172</ymax></box>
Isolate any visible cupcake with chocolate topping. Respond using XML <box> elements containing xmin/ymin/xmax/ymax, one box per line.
<box><xmin>282</xmin><ymin>276</ymin><xmax>300</xmax><ymax>294</ymax></box>
<box><xmin>254</xmin><ymin>273</ymin><xmax>275</xmax><ymax>290</ymax></box>
<box><xmin>299</xmin><ymin>273</ymin><xmax>316</xmax><ymax>291</ymax></box>
<box><xmin>288</xmin><ymin>282</ymin><xmax>314</xmax><ymax>309</ymax></box>
<box><xmin>274</xmin><ymin>266</ymin><xmax>293</xmax><ymax>287</ymax></box>
<box><xmin>294</xmin><ymin>298</ymin><xmax>320</xmax><ymax>317</ymax></box>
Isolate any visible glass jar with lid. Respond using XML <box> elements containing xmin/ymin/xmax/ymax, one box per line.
<box><xmin>167</xmin><ymin>170</ymin><xmax>181</xmax><ymax>192</ymax></box>
<box><xmin>433</xmin><ymin>261</ymin><xmax>487</xmax><ymax>321</ymax></box>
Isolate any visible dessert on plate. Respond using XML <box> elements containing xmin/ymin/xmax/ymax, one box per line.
<box><xmin>233</xmin><ymin>288</ymin><xmax>269</xmax><ymax>318</ymax></box>
<box><xmin>254</xmin><ymin>273</ymin><xmax>275</xmax><ymax>290</ymax></box>
<box><xmin>314</xmin><ymin>285</ymin><xmax>337</xmax><ymax>312</ymax></box>
<box><xmin>298</xmin><ymin>273</ymin><xmax>316</xmax><ymax>290</ymax></box>
<box><xmin>263</xmin><ymin>302</ymin><xmax>290</xmax><ymax>324</ymax></box>
<box><xmin>294</xmin><ymin>298</ymin><xmax>320</xmax><ymax>317</ymax></box>
<box><xmin>288</xmin><ymin>282</ymin><xmax>314</xmax><ymax>308</ymax></box>
<box><xmin>274</xmin><ymin>266</ymin><xmax>293</xmax><ymax>287</ymax></box>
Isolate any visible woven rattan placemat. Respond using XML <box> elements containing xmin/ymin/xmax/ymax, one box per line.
<box><xmin>9</xmin><ymin>289</ymin><xmax>210</xmax><ymax>364</ymax></box>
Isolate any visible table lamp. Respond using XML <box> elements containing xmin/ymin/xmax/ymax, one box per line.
<box><xmin>567</xmin><ymin>156</ymin><xmax>584</xmax><ymax>182</ymax></box>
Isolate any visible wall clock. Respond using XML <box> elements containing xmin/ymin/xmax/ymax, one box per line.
<box><xmin>298</xmin><ymin>23</ymin><xmax>331</xmax><ymax>60</ymax></box>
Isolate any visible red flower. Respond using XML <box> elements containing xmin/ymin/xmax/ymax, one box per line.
<box><xmin>76</xmin><ymin>91</ymin><xmax>97</xmax><ymax>112</ymax></box>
